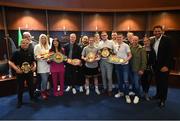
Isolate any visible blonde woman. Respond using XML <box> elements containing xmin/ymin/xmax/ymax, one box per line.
<box><xmin>34</xmin><ymin>34</ymin><xmax>50</xmax><ymax>100</ymax></box>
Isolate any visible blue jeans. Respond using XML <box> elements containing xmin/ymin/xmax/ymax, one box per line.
<box><xmin>116</xmin><ymin>64</ymin><xmax>129</xmax><ymax>95</ymax></box>
<box><xmin>39</xmin><ymin>73</ymin><xmax>49</xmax><ymax>91</ymax></box>
<box><xmin>100</xmin><ymin>59</ymin><xmax>113</xmax><ymax>91</ymax></box>
<box><xmin>131</xmin><ymin>71</ymin><xmax>142</xmax><ymax>96</ymax></box>
<box><xmin>128</xmin><ymin>64</ymin><xmax>133</xmax><ymax>90</ymax></box>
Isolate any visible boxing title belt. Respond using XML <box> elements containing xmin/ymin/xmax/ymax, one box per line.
<box><xmin>86</xmin><ymin>52</ymin><xmax>96</xmax><ymax>63</ymax></box>
<box><xmin>107</xmin><ymin>55</ymin><xmax>125</xmax><ymax>64</ymax></box>
<box><xmin>66</xmin><ymin>58</ymin><xmax>81</xmax><ymax>66</ymax></box>
<box><xmin>21</xmin><ymin>62</ymin><xmax>31</xmax><ymax>73</ymax></box>
<box><xmin>50</xmin><ymin>52</ymin><xmax>67</xmax><ymax>63</ymax></box>
<box><xmin>100</xmin><ymin>47</ymin><xmax>112</xmax><ymax>58</ymax></box>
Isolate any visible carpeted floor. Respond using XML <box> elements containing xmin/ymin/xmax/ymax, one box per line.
<box><xmin>0</xmin><ymin>86</ymin><xmax>180</xmax><ymax>120</ymax></box>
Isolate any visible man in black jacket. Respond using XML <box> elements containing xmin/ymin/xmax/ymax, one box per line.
<box><xmin>151</xmin><ymin>25</ymin><xmax>173</xmax><ymax>108</ymax></box>
<box><xmin>9</xmin><ymin>38</ymin><xmax>36</xmax><ymax>108</ymax></box>
<box><xmin>64</xmin><ymin>33</ymin><xmax>82</xmax><ymax>94</ymax></box>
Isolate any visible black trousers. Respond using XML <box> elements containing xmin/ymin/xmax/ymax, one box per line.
<box><xmin>141</xmin><ymin>69</ymin><xmax>153</xmax><ymax>93</ymax></box>
<box><xmin>16</xmin><ymin>73</ymin><xmax>34</xmax><ymax>103</ymax></box>
<box><xmin>65</xmin><ymin>64</ymin><xmax>81</xmax><ymax>87</ymax></box>
<box><xmin>154</xmin><ymin>70</ymin><xmax>169</xmax><ymax>101</ymax></box>
<box><xmin>78</xmin><ymin>64</ymin><xmax>85</xmax><ymax>86</ymax></box>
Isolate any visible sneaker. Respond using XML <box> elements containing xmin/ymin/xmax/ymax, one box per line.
<box><xmin>133</xmin><ymin>96</ymin><xmax>139</xmax><ymax>104</ymax></box>
<box><xmin>125</xmin><ymin>95</ymin><xmax>131</xmax><ymax>104</ymax></box>
<box><xmin>65</xmin><ymin>86</ymin><xmax>71</xmax><ymax>92</ymax></box>
<box><xmin>86</xmin><ymin>89</ymin><xmax>90</xmax><ymax>95</ymax></box>
<box><xmin>35</xmin><ymin>89</ymin><xmax>40</xmax><ymax>92</ymax></box>
<box><xmin>114</xmin><ymin>92</ymin><xmax>124</xmax><ymax>98</ymax></box>
<box><xmin>72</xmin><ymin>88</ymin><xmax>77</xmax><ymax>94</ymax></box>
<box><xmin>79</xmin><ymin>86</ymin><xmax>84</xmax><ymax>92</ymax></box>
<box><xmin>57</xmin><ymin>85</ymin><xmax>60</xmax><ymax>91</ymax></box>
<box><xmin>95</xmin><ymin>88</ymin><xmax>100</xmax><ymax>95</ymax></box>
<box><xmin>129</xmin><ymin>91</ymin><xmax>135</xmax><ymax>96</ymax></box>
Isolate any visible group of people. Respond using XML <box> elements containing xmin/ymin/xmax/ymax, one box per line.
<box><xmin>8</xmin><ymin>25</ymin><xmax>173</xmax><ymax>109</ymax></box>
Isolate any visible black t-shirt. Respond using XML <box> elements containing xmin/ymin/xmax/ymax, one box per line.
<box><xmin>11</xmin><ymin>48</ymin><xmax>35</xmax><ymax>67</ymax></box>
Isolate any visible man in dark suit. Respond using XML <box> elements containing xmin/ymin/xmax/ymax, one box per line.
<box><xmin>151</xmin><ymin>25</ymin><xmax>173</xmax><ymax>108</ymax></box>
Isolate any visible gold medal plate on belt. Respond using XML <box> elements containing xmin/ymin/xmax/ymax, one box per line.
<box><xmin>67</xmin><ymin>59</ymin><xmax>81</xmax><ymax>66</ymax></box>
<box><xmin>52</xmin><ymin>53</ymin><xmax>64</xmax><ymax>63</ymax></box>
<box><xmin>108</xmin><ymin>55</ymin><xmax>124</xmax><ymax>64</ymax></box>
<box><xmin>21</xmin><ymin>62</ymin><xmax>31</xmax><ymax>73</ymax></box>
<box><xmin>86</xmin><ymin>52</ymin><xmax>96</xmax><ymax>62</ymax></box>
<box><xmin>101</xmin><ymin>48</ymin><xmax>110</xmax><ymax>58</ymax></box>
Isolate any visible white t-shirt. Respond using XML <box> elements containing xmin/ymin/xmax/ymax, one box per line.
<box><xmin>98</xmin><ymin>39</ymin><xmax>115</xmax><ymax>50</ymax></box>
<box><xmin>114</xmin><ymin>42</ymin><xmax>131</xmax><ymax>65</ymax></box>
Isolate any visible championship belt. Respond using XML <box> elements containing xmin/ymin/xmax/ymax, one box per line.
<box><xmin>107</xmin><ymin>55</ymin><xmax>125</xmax><ymax>64</ymax></box>
<box><xmin>21</xmin><ymin>62</ymin><xmax>31</xmax><ymax>73</ymax></box>
<box><xmin>50</xmin><ymin>52</ymin><xmax>67</xmax><ymax>63</ymax></box>
<box><xmin>36</xmin><ymin>52</ymin><xmax>54</xmax><ymax>60</ymax></box>
<box><xmin>67</xmin><ymin>58</ymin><xmax>81</xmax><ymax>66</ymax></box>
<box><xmin>86</xmin><ymin>52</ymin><xmax>96</xmax><ymax>63</ymax></box>
<box><xmin>100</xmin><ymin>47</ymin><xmax>112</xmax><ymax>58</ymax></box>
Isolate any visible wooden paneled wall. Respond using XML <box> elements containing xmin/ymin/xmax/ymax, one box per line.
<box><xmin>6</xmin><ymin>7</ymin><xmax>46</xmax><ymax>30</ymax></box>
<box><xmin>1</xmin><ymin>0</ymin><xmax>180</xmax><ymax>12</ymax></box>
<box><xmin>83</xmin><ymin>13</ymin><xmax>113</xmax><ymax>31</ymax></box>
<box><xmin>1</xmin><ymin>7</ymin><xmax>180</xmax><ymax>32</ymax></box>
<box><xmin>115</xmin><ymin>13</ymin><xmax>147</xmax><ymax>31</ymax></box>
<box><xmin>49</xmin><ymin>11</ymin><xmax>81</xmax><ymax>31</ymax></box>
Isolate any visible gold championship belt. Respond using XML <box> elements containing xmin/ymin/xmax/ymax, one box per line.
<box><xmin>36</xmin><ymin>51</ymin><xmax>54</xmax><ymax>60</ymax></box>
<box><xmin>86</xmin><ymin>52</ymin><xmax>96</xmax><ymax>63</ymax></box>
<box><xmin>50</xmin><ymin>52</ymin><xmax>67</xmax><ymax>63</ymax></box>
<box><xmin>67</xmin><ymin>58</ymin><xmax>81</xmax><ymax>66</ymax></box>
<box><xmin>107</xmin><ymin>55</ymin><xmax>125</xmax><ymax>64</ymax></box>
<box><xmin>100</xmin><ymin>47</ymin><xmax>112</xmax><ymax>58</ymax></box>
<box><xmin>21</xmin><ymin>62</ymin><xmax>31</xmax><ymax>73</ymax></box>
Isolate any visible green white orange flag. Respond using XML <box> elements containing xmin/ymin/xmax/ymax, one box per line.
<box><xmin>18</xmin><ymin>27</ymin><xmax>22</xmax><ymax>46</ymax></box>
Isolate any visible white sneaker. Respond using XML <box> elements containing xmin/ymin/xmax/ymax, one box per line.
<box><xmin>86</xmin><ymin>89</ymin><xmax>90</xmax><ymax>95</ymax></box>
<box><xmin>125</xmin><ymin>95</ymin><xmax>131</xmax><ymax>104</ymax></box>
<box><xmin>114</xmin><ymin>92</ymin><xmax>124</xmax><ymax>98</ymax></box>
<box><xmin>79</xmin><ymin>86</ymin><xmax>84</xmax><ymax>92</ymax></box>
<box><xmin>72</xmin><ymin>88</ymin><xmax>77</xmax><ymax>94</ymax></box>
<box><xmin>65</xmin><ymin>86</ymin><xmax>71</xmax><ymax>92</ymax></box>
<box><xmin>57</xmin><ymin>85</ymin><xmax>60</xmax><ymax>91</ymax></box>
<box><xmin>133</xmin><ymin>96</ymin><xmax>139</xmax><ymax>104</ymax></box>
<box><xmin>35</xmin><ymin>89</ymin><xmax>40</xmax><ymax>92</ymax></box>
<box><xmin>129</xmin><ymin>91</ymin><xmax>135</xmax><ymax>96</ymax></box>
<box><xmin>95</xmin><ymin>88</ymin><xmax>100</xmax><ymax>95</ymax></box>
